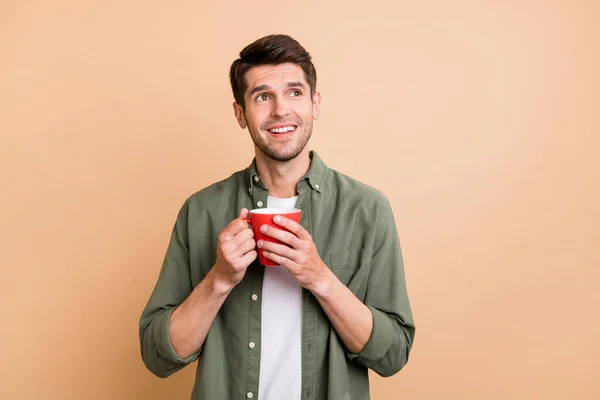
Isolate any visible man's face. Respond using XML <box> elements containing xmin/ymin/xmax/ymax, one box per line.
<box><xmin>233</xmin><ymin>63</ymin><xmax>321</xmax><ymax>162</ymax></box>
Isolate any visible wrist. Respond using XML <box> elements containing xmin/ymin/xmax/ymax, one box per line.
<box><xmin>208</xmin><ymin>267</ymin><xmax>236</xmax><ymax>296</ymax></box>
<box><xmin>308</xmin><ymin>264</ymin><xmax>339</xmax><ymax>299</ymax></box>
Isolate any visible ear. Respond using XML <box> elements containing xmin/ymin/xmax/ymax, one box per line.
<box><xmin>233</xmin><ymin>102</ymin><xmax>247</xmax><ymax>129</ymax></box>
<box><xmin>312</xmin><ymin>92</ymin><xmax>321</xmax><ymax>120</ymax></box>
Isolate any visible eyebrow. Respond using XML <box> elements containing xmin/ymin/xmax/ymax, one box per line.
<box><xmin>249</xmin><ymin>81</ymin><xmax>306</xmax><ymax>96</ymax></box>
<box><xmin>287</xmin><ymin>81</ymin><xmax>306</xmax><ymax>89</ymax></box>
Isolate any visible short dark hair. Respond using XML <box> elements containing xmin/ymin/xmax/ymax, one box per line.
<box><xmin>229</xmin><ymin>34</ymin><xmax>317</xmax><ymax>109</ymax></box>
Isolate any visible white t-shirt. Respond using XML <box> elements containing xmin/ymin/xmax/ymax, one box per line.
<box><xmin>258</xmin><ymin>195</ymin><xmax>302</xmax><ymax>400</ymax></box>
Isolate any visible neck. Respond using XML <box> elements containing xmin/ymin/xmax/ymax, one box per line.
<box><xmin>255</xmin><ymin>148</ymin><xmax>311</xmax><ymax>199</ymax></box>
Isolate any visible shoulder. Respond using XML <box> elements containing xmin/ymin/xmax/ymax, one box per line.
<box><xmin>326</xmin><ymin>167</ymin><xmax>392</xmax><ymax>213</ymax></box>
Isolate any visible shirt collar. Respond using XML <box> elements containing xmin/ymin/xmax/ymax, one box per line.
<box><xmin>246</xmin><ymin>150</ymin><xmax>327</xmax><ymax>195</ymax></box>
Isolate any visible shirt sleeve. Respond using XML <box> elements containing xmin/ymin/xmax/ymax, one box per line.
<box><xmin>345</xmin><ymin>196</ymin><xmax>416</xmax><ymax>377</ymax></box>
<box><xmin>139</xmin><ymin>200</ymin><xmax>202</xmax><ymax>378</ymax></box>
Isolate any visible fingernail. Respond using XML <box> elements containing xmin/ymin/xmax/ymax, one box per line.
<box><xmin>257</xmin><ymin>240</ymin><xmax>263</xmax><ymax>247</ymax></box>
<box><xmin>273</xmin><ymin>216</ymin><xmax>281</xmax><ymax>223</ymax></box>
<box><xmin>263</xmin><ymin>251</ymin><xmax>269</xmax><ymax>256</ymax></box>
<box><xmin>260</xmin><ymin>225</ymin><xmax>267</xmax><ymax>233</ymax></box>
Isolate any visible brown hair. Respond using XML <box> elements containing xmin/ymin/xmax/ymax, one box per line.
<box><xmin>229</xmin><ymin>34</ymin><xmax>317</xmax><ymax>110</ymax></box>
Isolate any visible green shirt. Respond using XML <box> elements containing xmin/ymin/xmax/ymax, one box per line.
<box><xmin>139</xmin><ymin>151</ymin><xmax>415</xmax><ymax>400</ymax></box>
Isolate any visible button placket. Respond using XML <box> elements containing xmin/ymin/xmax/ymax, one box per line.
<box><xmin>245</xmin><ymin>250</ymin><xmax>264</xmax><ymax>399</ymax></box>
<box><xmin>251</xmin><ymin>181</ymin><xmax>268</xmax><ymax>212</ymax></box>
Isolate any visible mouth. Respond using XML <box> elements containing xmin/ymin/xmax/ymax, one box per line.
<box><xmin>265</xmin><ymin>124</ymin><xmax>297</xmax><ymax>138</ymax></box>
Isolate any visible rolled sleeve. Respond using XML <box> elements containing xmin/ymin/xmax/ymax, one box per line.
<box><xmin>346</xmin><ymin>306</ymin><xmax>394</xmax><ymax>365</ymax></box>
<box><xmin>153</xmin><ymin>307</ymin><xmax>201</xmax><ymax>365</ymax></box>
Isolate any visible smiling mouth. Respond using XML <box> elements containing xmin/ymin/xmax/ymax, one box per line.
<box><xmin>267</xmin><ymin>125</ymin><xmax>297</xmax><ymax>134</ymax></box>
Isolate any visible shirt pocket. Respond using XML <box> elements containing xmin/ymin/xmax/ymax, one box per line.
<box><xmin>329</xmin><ymin>248</ymin><xmax>373</xmax><ymax>299</ymax></box>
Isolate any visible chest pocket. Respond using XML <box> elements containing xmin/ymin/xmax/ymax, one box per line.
<box><xmin>329</xmin><ymin>248</ymin><xmax>373</xmax><ymax>299</ymax></box>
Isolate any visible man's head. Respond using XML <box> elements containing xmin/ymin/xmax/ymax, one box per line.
<box><xmin>230</xmin><ymin>34</ymin><xmax>321</xmax><ymax>162</ymax></box>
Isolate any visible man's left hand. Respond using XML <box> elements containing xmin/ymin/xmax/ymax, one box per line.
<box><xmin>257</xmin><ymin>216</ymin><xmax>332</xmax><ymax>292</ymax></box>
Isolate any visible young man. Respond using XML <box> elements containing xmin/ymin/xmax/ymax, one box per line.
<box><xmin>139</xmin><ymin>34</ymin><xmax>415</xmax><ymax>400</ymax></box>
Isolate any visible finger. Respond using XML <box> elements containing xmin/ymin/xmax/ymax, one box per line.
<box><xmin>222</xmin><ymin>227</ymin><xmax>254</xmax><ymax>253</ymax></box>
<box><xmin>258</xmin><ymin>240</ymin><xmax>302</xmax><ymax>263</ymax></box>
<box><xmin>237</xmin><ymin>249</ymin><xmax>258</xmax><ymax>267</ymax></box>
<box><xmin>235</xmin><ymin>238</ymin><xmax>257</xmax><ymax>257</ymax></box>
<box><xmin>239</xmin><ymin>208</ymin><xmax>249</xmax><ymax>220</ymax></box>
<box><xmin>272</xmin><ymin>215</ymin><xmax>311</xmax><ymax>241</ymax></box>
<box><xmin>221</xmin><ymin>212</ymin><xmax>251</xmax><ymax>240</ymax></box>
<box><xmin>262</xmin><ymin>250</ymin><xmax>299</xmax><ymax>270</ymax></box>
<box><xmin>259</xmin><ymin>224</ymin><xmax>302</xmax><ymax>249</ymax></box>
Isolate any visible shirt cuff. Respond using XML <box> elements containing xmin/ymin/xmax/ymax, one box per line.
<box><xmin>153</xmin><ymin>307</ymin><xmax>201</xmax><ymax>365</ymax></box>
<box><xmin>346</xmin><ymin>306</ymin><xmax>394</xmax><ymax>367</ymax></box>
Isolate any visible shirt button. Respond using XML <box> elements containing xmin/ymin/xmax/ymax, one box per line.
<box><xmin>315</xmin><ymin>184</ymin><xmax>320</xmax><ymax>189</ymax></box>
<box><xmin>247</xmin><ymin>392</ymin><xmax>254</xmax><ymax>399</ymax></box>
<box><xmin>249</xmin><ymin>342</ymin><xmax>255</xmax><ymax>349</ymax></box>
<box><xmin>251</xmin><ymin>294</ymin><xmax>258</xmax><ymax>301</ymax></box>
<box><xmin>253</xmin><ymin>176</ymin><xmax>259</xmax><ymax>182</ymax></box>
<box><xmin>257</xmin><ymin>201</ymin><xmax>263</xmax><ymax>207</ymax></box>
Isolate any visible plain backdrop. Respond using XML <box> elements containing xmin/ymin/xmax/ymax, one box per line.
<box><xmin>1</xmin><ymin>1</ymin><xmax>599</xmax><ymax>399</ymax></box>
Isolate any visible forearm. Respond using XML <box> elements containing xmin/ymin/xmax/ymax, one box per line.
<box><xmin>169</xmin><ymin>267</ymin><xmax>234</xmax><ymax>359</ymax></box>
<box><xmin>310</xmin><ymin>269</ymin><xmax>373</xmax><ymax>354</ymax></box>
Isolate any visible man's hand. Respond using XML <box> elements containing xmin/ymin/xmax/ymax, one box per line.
<box><xmin>169</xmin><ymin>209</ymin><xmax>256</xmax><ymax>359</ymax></box>
<box><xmin>257</xmin><ymin>216</ymin><xmax>333</xmax><ymax>293</ymax></box>
<box><xmin>212</xmin><ymin>208</ymin><xmax>257</xmax><ymax>291</ymax></box>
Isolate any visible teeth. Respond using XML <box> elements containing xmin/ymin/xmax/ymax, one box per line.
<box><xmin>269</xmin><ymin>126</ymin><xmax>295</xmax><ymax>133</ymax></box>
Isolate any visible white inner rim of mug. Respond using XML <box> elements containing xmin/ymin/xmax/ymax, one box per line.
<box><xmin>250</xmin><ymin>208</ymin><xmax>300</xmax><ymax>214</ymax></box>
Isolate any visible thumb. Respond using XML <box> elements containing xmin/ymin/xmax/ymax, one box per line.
<box><xmin>239</xmin><ymin>208</ymin><xmax>249</xmax><ymax>220</ymax></box>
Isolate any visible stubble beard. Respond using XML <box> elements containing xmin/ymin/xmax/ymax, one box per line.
<box><xmin>249</xmin><ymin>118</ymin><xmax>313</xmax><ymax>162</ymax></box>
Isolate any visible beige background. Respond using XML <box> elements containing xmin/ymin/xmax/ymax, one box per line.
<box><xmin>1</xmin><ymin>1</ymin><xmax>599</xmax><ymax>399</ymax></box>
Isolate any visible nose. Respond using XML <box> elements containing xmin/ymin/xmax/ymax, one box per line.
<box><xmin>270</xmin><ymin>97</ymin><xmax>290</xmax><ymax>118</ymax></box>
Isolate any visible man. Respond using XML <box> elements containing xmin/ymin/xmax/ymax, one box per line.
<box><xmin>139</xmin><ymin>34</ymin><xmax>415</xmax><ymax>400</ymax></box>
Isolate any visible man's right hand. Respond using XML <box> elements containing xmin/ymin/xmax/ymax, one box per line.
<box><xmin>212</xmin><ymin>208</ymin><xmax>257</xmax><ymax>291</ymax></box>
<box><xmin>168</xmin><ymin>209</ymin><xmax>256</xmax><ymax>360</ymax></box>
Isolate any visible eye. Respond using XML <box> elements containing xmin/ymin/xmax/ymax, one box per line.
<box><xmin>256</xmin><ymin>93</ymin><xmax>270</xmax><ymax>102</ymax></box>
<box><xmin>289</xmin><ymin>90</ymin><xmax>302</xmax><ymax>97</ymax></box>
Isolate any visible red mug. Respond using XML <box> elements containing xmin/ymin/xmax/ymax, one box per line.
<box><xmin>244</xmin><ymin>207</ymin><xmax>302</xmax><ymax>266</ymax></box>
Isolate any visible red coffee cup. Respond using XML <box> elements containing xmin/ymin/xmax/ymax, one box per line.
<box><xmin>244</xmin><ymin>207</ymin><xmax>302</xmax><ymax>266</ymax></box>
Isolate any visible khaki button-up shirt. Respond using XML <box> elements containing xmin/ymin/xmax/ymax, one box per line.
<box><xmin>139</xmin><ymin>151</ymin><xmax>415</xmax><ymax>399</ymax></box>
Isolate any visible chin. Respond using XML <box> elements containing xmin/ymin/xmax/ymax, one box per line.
<box><xmin>259</xmin><ymin>145</ymin><xmax>305</xmax><ymax>162</ymax></box>
<box><xmin>266</xmin><ymin>152</ymin><xmax>299</xmax><ymax>162</ymax></box>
